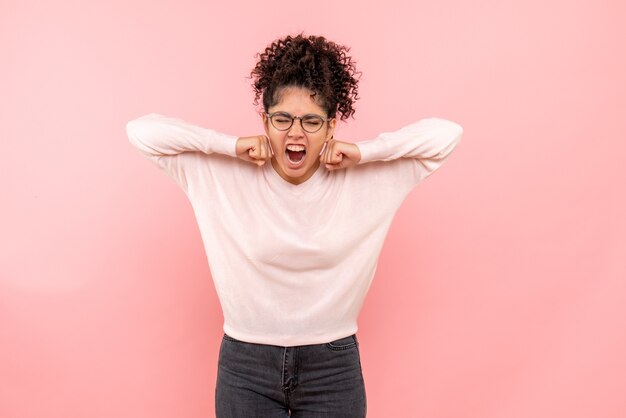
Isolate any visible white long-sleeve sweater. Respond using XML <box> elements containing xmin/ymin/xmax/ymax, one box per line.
<box><xmin>126</xmin><ymin>113</ymin><xmax>463</xmax><ymax>346</ymax></box>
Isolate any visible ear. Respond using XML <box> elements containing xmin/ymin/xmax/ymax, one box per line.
<box><xmin>261</xmin><ymin>112</ymin><xmax>270</xmax><ymax>136</ymax></box>
<box><xmin>325</xmin><ymin>118</ymin><xmax>337</xmax><ymax>141</ymax></box>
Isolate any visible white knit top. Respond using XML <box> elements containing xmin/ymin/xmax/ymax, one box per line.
<box><xmin>126</xmin><ymin>113</ymin><xmax>463</xmax><ymax>346</ymax></box>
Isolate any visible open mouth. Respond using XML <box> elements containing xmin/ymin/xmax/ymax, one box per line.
<box><xmin>286</xmin><ymin>144</ymin><xmax>306</xmax><ymax>167</ymax></box>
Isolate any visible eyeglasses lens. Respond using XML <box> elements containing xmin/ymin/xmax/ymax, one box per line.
<box><xmin>270</xmin><ymin>114</ymin><xmax>324</xmax><ymax>133</ymax></box>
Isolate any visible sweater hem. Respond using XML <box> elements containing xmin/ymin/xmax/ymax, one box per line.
<box><xmin>222</xmin><ymin>324</ymin><xmax>359</xmax><ymax>347</ymax></box>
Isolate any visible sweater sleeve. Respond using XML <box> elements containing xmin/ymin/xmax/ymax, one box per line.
<box><xmin>126</xmin><ymin>113</ymin><xmax>239</xmax><ymax>193</ymax></box>
<box><xmin>126</xmin><ymin>113</ymin><xmax>238</xmax><ymax>159</ymax></box>
<box><xmin>355</xmin><ymin>117</ymin><xmax>463</xmax><ymax>185</ymax></box>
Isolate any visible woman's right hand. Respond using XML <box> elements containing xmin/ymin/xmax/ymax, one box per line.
<box><xmin>236</xmin><ymin>135</ymin><xmax>274</xmax><ymax>166</ymax></box>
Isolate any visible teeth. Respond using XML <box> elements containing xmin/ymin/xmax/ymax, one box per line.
<box><xmin>286</xmin><ymin>144</ymin><xmax>305</xmax><ymax>151</ymax></box>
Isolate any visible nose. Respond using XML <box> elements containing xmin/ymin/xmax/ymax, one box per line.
<box><xmin>287</xmin><ymin>117</ymin><xmax>305</xmax><ymax>137</ymax></box>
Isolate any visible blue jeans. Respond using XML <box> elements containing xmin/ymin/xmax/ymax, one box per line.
<box><xmin>215</xmin><ymin>333</ymin><xmax>367</xmax><ymax>417</ymax></box>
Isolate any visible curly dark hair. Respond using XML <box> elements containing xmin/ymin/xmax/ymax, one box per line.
<box><xmin>250</xmin><ymin>33</ymin><xmax>361</xmax><ymax>121</ymax></box>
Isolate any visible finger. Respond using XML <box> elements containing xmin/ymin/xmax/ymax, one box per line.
<box><xmin>324</xmin><ymin>142</ymin><xmax>332</xmax><ymax>164</ymax></box>
<box><xmin>252</xmin><ymin>139</ymin><xmax>262</xmax><ymax>159</ymax></box>
<box><xmin>319</xmin><ymin>141</ymin><xmax>327</xmax><ymax>158</ymax></box>
<box><xmin>250</xmin><ymin>148</ymin><xmax>264</xmax><ymax>166</ymax></box>
<box><xmin>326</xmin><ymin>161</ymin><xmax>340</xmax><ymax>170</ymax></box>
<box><xmin>258</xmin><ymin>139</ymin><xmax>266</xmax><ymax>165</ymax></box>
<box><xmin>332</xmin><ymin>147</ymin><xmax>344</xmax><ymax>164</ymax></box>
<box><xmin>266</xmin><ymin>136</ymin><xmax>274</xmax><ymax>156</ymax></box>
<box><xmin>262</xmin><ymin>136</ymin><xmax>272</xmax><ymax>159</ymax></box>
<box><xmin>329</xmin><ymin>143</ymin><xmax>343</xmax><ymax>165</ymax></box>
<box><xmin>326</xmin><ymin>160</ymin><xmax>341</xmax><ymax>170</ymax></box>
<box><xmin>324</xmin><ymin>140</ymin><xmax>334</xmax><ymax>164</ymax></box>
<box><xmin>256</xmin><ymin>145</ymin><xmax>265</xmax><ymax>165</ymax></box>
<box><xmin>259</xmin><ymin>138</ymin><xmax>267</xmax><ymax>160</ymax></box>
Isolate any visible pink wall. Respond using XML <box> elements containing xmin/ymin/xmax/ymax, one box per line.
<box><xmin>1</xmin><ymin>0</ymin><xmax>625</xmax><ymax>417</ymax></box>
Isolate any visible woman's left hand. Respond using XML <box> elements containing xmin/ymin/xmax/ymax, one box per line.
<box><xmin>319</xmin><ymin>138</ymin><xmax>361</xmax><ymax>171</ymax></box>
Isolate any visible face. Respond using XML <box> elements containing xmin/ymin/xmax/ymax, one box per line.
<box><xmin>262</xmin><ymin>86</ymin><xmax>336</xmax><ymax>185</ymax></box>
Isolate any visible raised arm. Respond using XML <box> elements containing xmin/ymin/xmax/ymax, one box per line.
<box><xmin>125</xmin><ymin>113</ymin><xmax>239</xmax><ymax>193</ymax></box>
<box><xmin>355</xmin><ymin>117</ymin><xmax>463</xmax><ymax>184</ymax></box>
<box><xmin>126</xmin><ymin>113</ymin><xmax>238</xmax><ymax>161</ymax></box>
<box><xmin>356</xmin><ymin>117</ymin><xmax>463</xmax><ymax>164</ymax></box>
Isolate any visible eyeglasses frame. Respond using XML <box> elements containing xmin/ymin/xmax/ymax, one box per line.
<box><xmin>264</xmin><ymin>111</ymin><xmax>333</xmax><ymax>133</ymax></box>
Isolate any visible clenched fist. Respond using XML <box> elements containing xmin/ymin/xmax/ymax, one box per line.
<box><xmin>319</xmin><ymin>138</ymin><xmax>361</xmax><ymax>171</ymax></box>
<box><xmin>236</xmin><ymin>135</ymin><xmax>274</xmax><ymax>166</ymax></box>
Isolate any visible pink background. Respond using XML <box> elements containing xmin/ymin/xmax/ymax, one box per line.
<box><xmin>2</xmin><ymin>0</ymin><xmax>625</xmax><ymax>417</ymax></box>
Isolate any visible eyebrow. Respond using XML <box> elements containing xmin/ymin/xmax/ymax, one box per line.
<box><xmin>271</xmin><ymin>111</ymin><xmax>324</xmax><ymax>118</ymax></box>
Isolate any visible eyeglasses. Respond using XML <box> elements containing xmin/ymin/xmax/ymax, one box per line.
<box><xmin>265</xmin><ymin>111</ymin><xmax>331</xmax><ymax>133</ymax></box>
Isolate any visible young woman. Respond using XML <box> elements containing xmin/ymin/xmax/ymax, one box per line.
<box><xmin>126</xmin><ymin>33</ymin><xmax>463</xmax><ymax>418</ymax></box>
